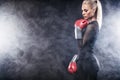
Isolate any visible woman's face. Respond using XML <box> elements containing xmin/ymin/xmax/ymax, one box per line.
<box><xmin>82</xmin><ymin>3</ymin><xmax>95</xmax><ymax>20</ymax></box>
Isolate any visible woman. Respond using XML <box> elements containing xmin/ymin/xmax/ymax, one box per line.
<box><xmin>68</xmin><ymin>0</ymin><xmax>102</xmax><ymax>80</ymax></box>
<box><xmin>76</xmin><ymin>0</ymin><xmax>102</xmax><ymax>80</ymax></box>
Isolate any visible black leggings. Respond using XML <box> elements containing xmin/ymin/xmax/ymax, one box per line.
<box><xmin>74</xmin><ymin>55</ymin><xmax>99</xmax><ymax>80</ymax></box>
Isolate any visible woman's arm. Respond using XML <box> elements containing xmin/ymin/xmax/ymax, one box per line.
<box><xmin>78</xmin><ymin>22</ymin><xmax>98</xmax><ymax>49</ymax></box>
<box><xmin>83</xmin><ymin>23</ymin><xmax>97</xmax><ymax>45</ymax></box>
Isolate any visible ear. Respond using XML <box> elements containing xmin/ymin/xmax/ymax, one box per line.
<box><xmin>92</xmin><ymin>8</ymin><xmax>96</xmax><ymax>14</ymax></box>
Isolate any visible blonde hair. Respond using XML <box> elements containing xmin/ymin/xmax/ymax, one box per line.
<box><xmin>82</xmin><ymin>0</ymin><xmax>102</xmax><ymax>30</ymax></box>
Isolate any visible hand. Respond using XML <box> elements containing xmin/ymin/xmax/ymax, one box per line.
<box><xmin>74</xmin><ymin>19</ymin><xmax>88</xmax><ymax>30</ymax></box>
<box><xmin>68</xmin><ymin>61</ymin><xmax>77</xmax><ymax>74</ymax></box>
<box><xmin>68</xmin><ymin>54</ymin><xmax>78</xmax><ymax>74</ymax></box>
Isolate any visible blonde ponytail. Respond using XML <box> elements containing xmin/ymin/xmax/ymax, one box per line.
<box><xmin>96</xmin><ymin>0</ymin><xmax>102</xmax><ymax>30</ymax></box>
<box><xmin>83</xmin><ymin>0</ymin><xmax>102</xmax><ymax>30</ymax></box>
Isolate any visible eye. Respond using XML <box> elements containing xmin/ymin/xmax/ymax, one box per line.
<box><xmin>84</xmin><ymin>9</ymin><xmax>88</xmax><ymax>12</ymax></box>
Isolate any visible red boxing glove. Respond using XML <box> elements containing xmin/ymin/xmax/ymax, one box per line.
<box><xmin>68</xmin><ymin>54</ymin><xmax>78</xmax><ymax>74</ymax></box>
<box><xmin>68</xmin><ymin>62</ymin><xmax>77</xmax><ymax>74</ymax></box>
<box><xmin>74</xmin><ymin>19</ymin><xmax>88</xmax><ymax>30</ymax></box>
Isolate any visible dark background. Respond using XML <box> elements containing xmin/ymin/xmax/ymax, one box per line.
<box><xmin>0</xmin><ymin>0</ymin><xmax>120</xmax><ymax>80</ymax></box>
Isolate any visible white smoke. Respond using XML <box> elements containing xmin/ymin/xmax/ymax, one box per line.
<box><xmin>0</xmin><ymin>2</ymin><xmax>49</xmax><ymax>63</ymax></box>
<box><xmin>95</xmin><ymin>3</ymin><xmax>120</xmax><ymax>73</ymax></box>
<box><xmin>0</xmin><ymin>4</ymin><xmax>26</xmax><ymax>56</ymax></box>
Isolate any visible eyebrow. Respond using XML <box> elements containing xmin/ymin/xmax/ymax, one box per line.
<box><xmin>82</xmin><ymin>9</ymin><xmax>88</xmax><ymax>12</ymax></box>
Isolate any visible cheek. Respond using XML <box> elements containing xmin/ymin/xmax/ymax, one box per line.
<box><xmin>86</xmin><ymin>12</ymin><xmax>91</xmax><ymax>17</ymax></box>
<box><xmin>87</xmin><ymin>10</ymin><xmax>93</xmax><ymax>17</ymax></box>
<box><xmin>89</xmin><ymin>10</ymin><xmax>94</xmax><ymax>16</ymax></box>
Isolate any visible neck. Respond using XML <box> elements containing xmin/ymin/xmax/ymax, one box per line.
<box><xmin>87</xmin><ymin>16</ymin><xmax>96</xmax><ymax>23</ymax></box>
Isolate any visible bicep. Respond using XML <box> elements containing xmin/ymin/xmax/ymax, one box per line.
<box><xmin>82</xmin><ymin>24</ymin><xmax>97</xmax><ymax>46</ymax></box>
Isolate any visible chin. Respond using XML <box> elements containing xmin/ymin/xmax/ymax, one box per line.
<box><xmin>84</xmin><ymin>18</ymin><xmax>88</xmax><ymax>20</ymax></box>
<box><xmin>83</xmin><ymin>17</ymin><xmax>88</xmax><ymax>20</ymax></box>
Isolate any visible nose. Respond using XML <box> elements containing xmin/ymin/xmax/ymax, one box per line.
<box><xmin>82</xmin><ymin>11</ymin><xmax>85</xmax><ymax>16</ymax></box>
